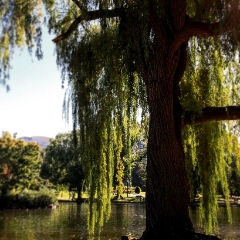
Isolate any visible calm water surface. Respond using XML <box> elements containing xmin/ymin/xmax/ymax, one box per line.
<box><xmin>0</xmin><ymin>203</ymin><xmax>240</xmax><ymax>239</ymax></box>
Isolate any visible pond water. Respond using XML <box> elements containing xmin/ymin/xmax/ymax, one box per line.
<box><xmin>0</xmin><ymin>203</ymin><xmax>240</xmax><ymax>240</ymax></box>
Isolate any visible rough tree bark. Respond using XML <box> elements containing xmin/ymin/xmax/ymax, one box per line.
<box><xmin>137</xmin><ymin>3</ymin><xmax>192</xmax><ymax>238</ymax></box>
<box><xmin>138</xmin><ymin>48</ymin><xmax>221</xmax><ymax>240</ymax></box>
<box><xmin>142</xmin><ymin>77</ymin><xmax>194</xmax><ymax>239</ymax></box>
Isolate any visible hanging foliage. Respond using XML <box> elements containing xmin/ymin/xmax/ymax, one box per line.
<box><xmin>182</xmin><ymin>36</ymin><xmax>240</xmax><ymax>233</ymax></box>
<box><xmin>61</xmin><ymin>24</ymin><xmax>147</xmax><ymax>233</ymax></box>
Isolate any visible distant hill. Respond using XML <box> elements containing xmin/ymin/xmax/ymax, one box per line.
<box><xmin>18</xmin><ymin>136</ymin><xmax>50</xmax><ymax>149</ymax></box>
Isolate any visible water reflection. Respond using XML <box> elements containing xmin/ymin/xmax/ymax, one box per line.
<box><xmin>101</xmin><ymin>203</ymin><xmax>146</xmax><ymax>239</ymax></box>
<box><xmin>0</xmin><ymin>203</ymin><xmax>240</xmax><ymax>239</ymax></box>
<box><xmin>0</xmin><ymin>204</ymin><xmax>88</xmax><ymax>240</ymax></box>
<box><xmin>190</xmin><ymin>207</ymin><xmax>240</xmax><ymax>240</ymax></box>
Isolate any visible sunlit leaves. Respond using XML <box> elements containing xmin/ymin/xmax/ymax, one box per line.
<box><xmin>0</xmin><ymin>132</ymin><xmax>43</xmax><ymax>195</ymax></box>
<box><xmin>182</xmin><ymin>34</ymin><xmax>240</xmax><ymax>233</ymax></box>
<box><xmin>0</xmin><ymin>0</ymin><xmax>44</xmax><ymax>88</ymax></box>
<box><xmin>56</xmin><ymin>17</ymin><xmax>148</xmax><ymax>233</ymax></box>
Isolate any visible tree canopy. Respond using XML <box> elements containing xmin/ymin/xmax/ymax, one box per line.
<box><xmin>3</xmin><ymin>0</ymin><xmax>240</xmax><ymax>239</ymax></box>
<box><xmin>0</xmin><ymin>132</ymin><xmax>43</xmax><ymax>195</ymax></box>
<box><xmin>41</xmin><ymin>132</ymin><xmax>84</xmax><ymax>199</ymax></box>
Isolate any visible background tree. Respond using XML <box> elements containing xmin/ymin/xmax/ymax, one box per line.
<box><xmin>41</xmin><ymin>132</ymin><xmax>84</xmax><ymax>200</ymax></box>
<box><xmin>132</xmin><ymin>162</ymin><xmax>146</xmax><ymax>192</ymax></box>
<box><xmin>125</xmin><ymin>138</ymin><xmax>147</xmax><ymax>192</ymax></box>
<box><xmin>0</xmin><ymin>132</ymin><xmax>43</xmax><ymax>195</ymax></box>
<box><xmin>3</xmin><ymin>1</ymin><xmax>240</xmax><ymax>239</ymax></box>
<box><xmin>114</xmin><ymin>122</ymin><xmax>148</xmax><ymax>197</ymax></box>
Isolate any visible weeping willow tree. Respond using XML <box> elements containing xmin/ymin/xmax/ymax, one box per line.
<box><xmin>3</xmin><ymin>0</ymin><xmax>240</xmax><ymax>239</ymax></box>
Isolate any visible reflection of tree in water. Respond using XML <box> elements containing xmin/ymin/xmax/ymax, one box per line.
<box><xmin>2</xmin><ymin>205</ymin><xmax>240</xmax><ymax>239</ymax></box>
<box><xmin>0</xmin><ymin>204</ymin><xmax>143</xmax><ymax>239</ymax></box>
<box><xmin>97</xmin><ymin>204</ymin><xmax>145</xmax><ymax>239</ymax></box>
<box><xmin>8</xmin><ymin>204</ymin><xmax>85</xmax><ymax>239</ymax></box>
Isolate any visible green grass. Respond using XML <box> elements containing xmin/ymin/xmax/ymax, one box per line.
<box><xmin>57</xmin><ymin>191</ymin><xmax>89</xmax><ymax>200</ymax></box>
<box><xmin>57</xmin><ymin>190</ymin><xmax>146</xmax><ymax>201</ymax></box>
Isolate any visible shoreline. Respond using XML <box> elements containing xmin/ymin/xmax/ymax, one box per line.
<box><xmin>2</xmin><ymin>196</ymin><xmax>240</xmax><ymax>210</ymax></box>
<box><xmin>58</xmin><ymin>198</ymin><xmax>240</xmax><ymax>207</ymax></box>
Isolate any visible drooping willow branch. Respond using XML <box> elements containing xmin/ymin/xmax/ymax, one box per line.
<box><xmin>184</xmin><ymin>106</ymin><xmax>240</xmax><ymax>125</ymax></box>
<box><xmin>52</xmin><ymin>8</ymin><xmax>123</xmax><ymax>43</ymax></box>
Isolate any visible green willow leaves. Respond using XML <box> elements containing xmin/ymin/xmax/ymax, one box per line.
<box><xmin>182</xmin><ymin>36</ymin><xmax>240</xmax><ymax>233</ymax></box>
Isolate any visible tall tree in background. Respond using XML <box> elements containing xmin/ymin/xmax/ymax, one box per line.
<box><xmin>132</xmin><ymin>162</ymin><xmax>147</xmax><ymax>191</ymax></box>
<box><xmin>3</xmin><ymin>0</ymin><xmax>240</xmax><ymax>239</ymax></box>
<box><xmin>41</xmin><ymin>133</ymin><xmax>84</xmax><ymax>200</ymax></box>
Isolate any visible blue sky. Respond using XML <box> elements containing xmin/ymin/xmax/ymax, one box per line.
<box><xmin>0</xmin><ymin>29</ymin><xmax>72</xmax><ymax>138</ymax></box>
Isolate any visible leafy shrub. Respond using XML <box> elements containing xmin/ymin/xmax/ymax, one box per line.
<box><xmin>135</xmin><ymin>186</ymin><xmax>141</xmax><ymax>194</ymax></box>
<box><xmin>0</xmin><ymin>188</ymin><xmax>57</xmax><ymax>209</ymax></box>
<box><xmin>35</xmin><ymin>189</ymin><xmax>57</xmax><ymax>208</ymax></box>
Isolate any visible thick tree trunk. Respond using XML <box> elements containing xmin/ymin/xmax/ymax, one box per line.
<box><xmin>141</xmin><ymin>72</ymin><xmax>194</xmax><ymax>239</ymax></box>
<box><xmin>133</xmin><ymin>1</ymin><xmax>221</xmax><ymax>238</ymax></box>
<box><xmin>76</xmin><ymin>180</ymin><xmax>84</xmax><ymax>204</ymax></box>
<box><xmin>137</xmin><ymin>40</ymin><xmax>220</xmax><ymax>240</ymax></box>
